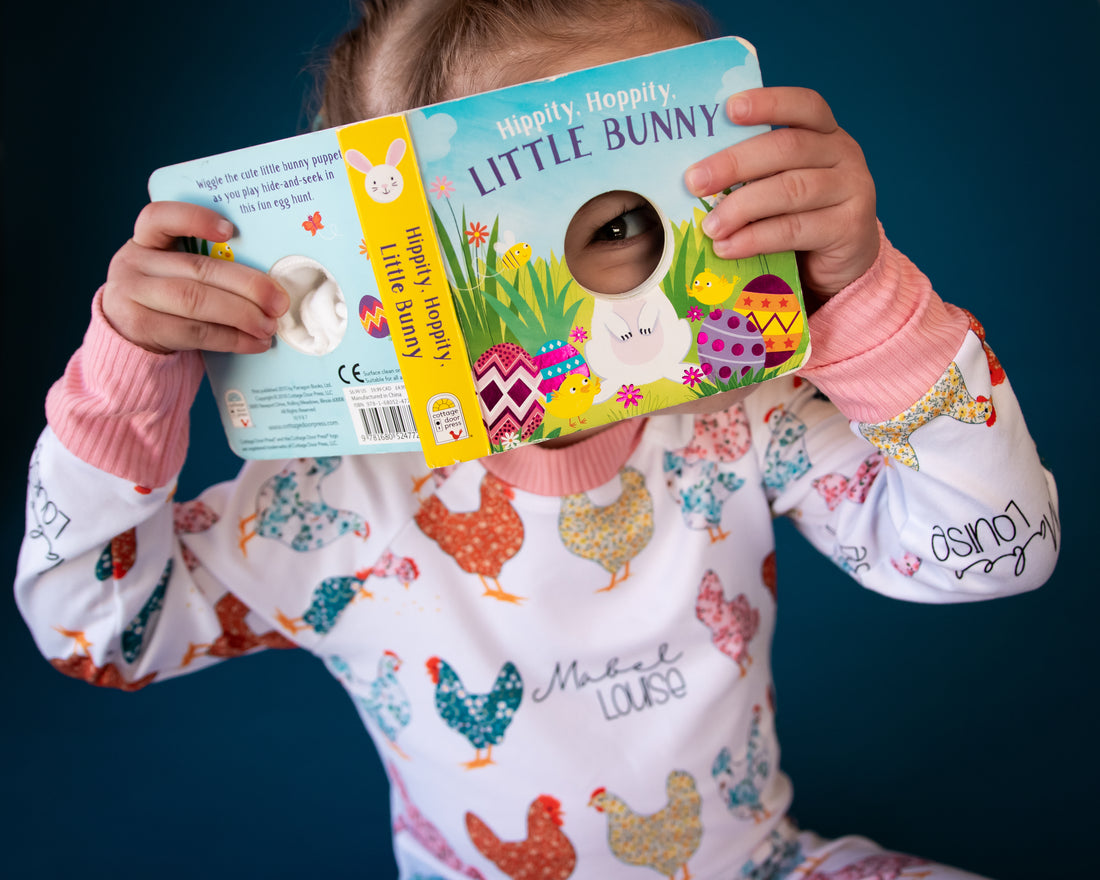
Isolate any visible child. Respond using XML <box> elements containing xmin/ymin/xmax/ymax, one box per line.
<box><xmin>16</xmin><ymin>1</ymin><xmax>1059</xmax><ymax>878</ymax></box>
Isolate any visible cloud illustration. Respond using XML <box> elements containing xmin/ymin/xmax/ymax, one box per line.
<box><xmin>715</xmin><ymin>59</ymin><xmax>760</xmax><ymax>105</ymax></box>
<box><xmin>408</xmin><ymin>110</ymin><xmax>457</xmax><ymax>161</ymax></box>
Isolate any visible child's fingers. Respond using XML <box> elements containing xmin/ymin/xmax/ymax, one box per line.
<box><xmin>104</xmin><ymin>235</ymin><xmax>290</xmax><ymax>354</ymax></box>
<box><xmin>132</xmin><ymin>201</ymin><xmax>236</xmax><ymax>251</ymax></box>
<box><xmin>122</xmin><ymin>306</ymin><xmax>276</xmax><ymax>355</ymax></box>
<box><xmin>128</xmin><ymin>246</ymin><xmax>289</xmax><ymax>320</ymax></box>
<box><xmin>703</xmin><ymin>168</ymin><xmax>845</xmax><ymax>239</ymax></box>
<box><xmin>724</xmin><ymin>86</ymin><xmax>839</xmax><ymax>133</ymax></box>
<box><xmin>707</xmin><ymin>203</ymin><xmax>846</xmax><ymax>263</ymax></box>
<box><xmin>129</xmin><ymin>271</ymin><xmax>280</xmax><ymax>342</ymax></box>
<box><xmin>686</xmin><ymin>126</ymin><xmax>847</xmax><ymax>199</ymax></box>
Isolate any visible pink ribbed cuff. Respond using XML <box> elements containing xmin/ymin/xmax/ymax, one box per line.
<box><xmin>482</xmin><ymin>418</ymin><xmax>646</xmax><ymax>496</ymax></box>
<box><xmin>44</xmin><ymin>289</ymin><xmax>205</xmax><ymax>488</ymax></box>
<box><xmin>800</xmin><ymin>225</ymin><xmax>969</xmax><ymax>423</ymax></box>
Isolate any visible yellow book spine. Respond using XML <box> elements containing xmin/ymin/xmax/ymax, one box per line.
<box><xmin>337</xmin><ymin>116</ymin><xmax>489</xmax><ymax>467</ymax></box>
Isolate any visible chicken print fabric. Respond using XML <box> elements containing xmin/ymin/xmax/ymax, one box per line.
<box><xmin>16</xmin><ymin>309</ymin><xmax>1058</xmax><ymax>880</ymax></box>
<box><xmin>696</xmin><ymin>569</ymin><xmax>761</xmax><ymax>676</ymax></box>
<box><xmin>415</xmin><ymin>473</ymin><xmax>525</xmax><ymax>603</ymax></box>
<box><xmin>589</xmin><ymin>770</ymin><xmax>703</xmax><ymax>878</ymax></box>
<box><xmin>558</xmin><ymin>466</ymin><xmax>654</xmax><ymax>591</ymax></box>
<box><xmin>858</xmin><ymin>361</ymin><xmax>995</xmax><ymax>470</ymax></box>
<box><xmin>427</xmin><ymin>657</ymin><xmax>523</xmax><ymax>769</ymax></box>
<box><xmin>238</xmin><ymin>456</ymin><xmax>369</xmax><ymax>554</ymax></box>
<box><xmin>712</xmin><ymin>704</ymin><xmax>773</xmax><ymax>825</ymax></box>
<box><xmin>466</xmin><ymin>795</ymin><xmax>577</xmax><ymax>880</ymax></box>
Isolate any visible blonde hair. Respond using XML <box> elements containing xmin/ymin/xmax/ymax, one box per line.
<box><xmin>319</xmin><ymin>0</ymin><xmax>715</xmax><ymax>127</ymax></box>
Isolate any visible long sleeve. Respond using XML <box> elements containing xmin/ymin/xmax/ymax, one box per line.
<box><xmin>746</xmin><ymin>230</ymin><xmax>1059</xmax><ymax>602</ymax></box>
<box><xmin>18</xmin><ymin>293</ymin><xmax>290</xmax><ymax>689</ymax></box>
<box><xmin>44</xmin><ymin>288</ymin><xmax>205</xmax><ymax>489</ymax></box>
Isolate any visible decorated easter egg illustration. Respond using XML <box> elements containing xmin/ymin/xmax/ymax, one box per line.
<box><xmin>697</xmin><ymin>308</ymin><xmax>767</xmax><ymax>382</ymax></box>
<box><xmin>473</xmin><ymin>342</ymin><xmax>545</xmax><ymax>443</ymax></box>
<box><xmin>733</xmin><ymin>274</ymin><xmax>804</xmax><ymax>367</ymax></box>
<box><xmin>532</xmin><ymin>339</ymin><xmax>589</xmax><ymax>395</ymax></box>
<box><xmin>359</xmin><ymin>294</ymin><xmax>389</xmax><ymax>338</ymax></box>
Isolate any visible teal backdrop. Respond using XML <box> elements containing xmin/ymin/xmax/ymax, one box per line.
<box><xmin>2</xmin><ymin>1</ymin><xmax>1096</xmax><ymax>877</ymax></box>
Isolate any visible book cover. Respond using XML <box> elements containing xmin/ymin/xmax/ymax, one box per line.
<box><xmin>149</xmin><ymin>37</ymin><xmax>809</xmax><ymax>467</ymax></box>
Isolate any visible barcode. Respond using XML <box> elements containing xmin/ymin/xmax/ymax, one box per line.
<box><xmin>356</xmin><ymin>403</ymin><xmax>417</xmax><ymax>441</ymax></box>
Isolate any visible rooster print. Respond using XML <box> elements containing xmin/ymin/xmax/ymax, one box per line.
<box><xmin>588</xmin><ymin>770</ymin><xmax>702</xmax><ymax>879</ymax></box>
<box><xmin>427</xmin><ymin>657</ymin><xmax>523</xmax><ymax>769</ymax></box>
<box><xmin>664</xmin><ymin>452</ymin><xmax>745</xmax><ymax>542</ymax></box>
<box><xmin>181</xmin><ymin>592</ymin><xmax>295</xmax><ymax>666</ymax></box>
<box><xmin>466</xmin><ymin>795</ymin><xmax>577</xmax><ymax>879</ymax></box>
<box><xmin>812</xmin><ymin>454</ymin><xmax>885</xmax><ymax>511</ymax></box>
<box><xmin>712</xmin><ymin>704</ymin><xmax>772</xmax><ymax>824</ymax></box>
<box><xmin>679</xmin><ymin>407</ymin><xmax>753</xmax><ymax>463</ymax></box>
<box><xmin>738</xmin><ymin>823</ymin><xmax>804</xmax><ymax>880</ymax></box>
<box><xmin>696</xmin><ymin>569</ymin><xmax>760</xmax><ymax>677</ymax></box>
<box><xmin>173</xmin><ymin>499</ymin><xmax>219</xmax><ymax>571</ymax></box>
<box><xmin>858</xmin><ymin>361</ymin><xmax>995</xmax><ymax>470</ymax></box>
<box><xmin>238</xmin><ymin>457</ymin><xmax>369</xmax><ymax>555</ymax></box>
<box><xmin>558</xmin><ymin>466</ymin><xmax>654</xmax><ymax>591</ymax></box>
<box><xmin>799</xmin><ymin>852</ymin><xmax>932</xmax><ymax>880</ymax></box>
<box><xmin>347</xmin><ymin>651</ymin><xmax>413</xmax><ymax>752</ymax></box>
<box><xmin>389</xmin><ymin>762</ymin><xmax>486</xmax><ymax>879</ymax></box>
<box><xmin>276</xmin><ymin>569</ymin><xmax>374</xmax><ymax>635</ymax></box>
<box><xmin>415</xmin><ymin>473</ymin><xmax>525</xmax><ymax>603</ymax></box>
<box><xmin>761</xmin><ymin>404</ymin><xmax>811</xmax><ymax>491</ymax></box>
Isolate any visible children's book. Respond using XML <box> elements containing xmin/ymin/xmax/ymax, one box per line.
<box><xmin>149</xmin><ymin>37</ymin><xmax>809</xmax><ymax>467</ymax></box>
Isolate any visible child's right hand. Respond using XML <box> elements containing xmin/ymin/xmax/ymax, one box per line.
<box><xmin>102</xmin><ymin>201</ymin><xmax>289</xmax><ymax>355</ymax></box>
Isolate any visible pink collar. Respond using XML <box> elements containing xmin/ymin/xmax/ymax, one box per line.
<box><xmin>480</xmin><ymin>418</ymin><xmax>647</xmax><ymax>495</ymax></box>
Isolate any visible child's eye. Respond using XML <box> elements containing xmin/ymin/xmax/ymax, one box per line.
<box><xmin>591</xmin><ymin>205</ymin><xmax>660</xmax><ymax>243</ymax></box>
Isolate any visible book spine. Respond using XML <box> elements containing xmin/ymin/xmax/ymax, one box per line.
<box><xmin>337</xmin><ymin>116</ymin><xmax>489</xmax><ymax>466</ymax></box>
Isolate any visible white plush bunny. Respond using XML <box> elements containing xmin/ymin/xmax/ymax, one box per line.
<box><xmin>345</xmin><ymin>138</ymin><xmax>406</xmax><ymax>203</ymax></box>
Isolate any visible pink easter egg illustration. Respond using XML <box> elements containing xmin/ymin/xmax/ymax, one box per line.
<box><xmin>359</xmin><ymin>294</ymin><xmax>389</xmax><ymax>338</ymax></box>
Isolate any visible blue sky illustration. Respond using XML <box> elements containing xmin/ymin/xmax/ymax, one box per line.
<box><xmin>404</xmin><ymin>38</ymin><xmax>767</xmax><ymax>262</ymax></box>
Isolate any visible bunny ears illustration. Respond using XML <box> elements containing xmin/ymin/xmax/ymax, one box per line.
<box><xmin>345</xmin><ymin>138</ymin><xmax>407</xmax><ymax>204</ymax></box>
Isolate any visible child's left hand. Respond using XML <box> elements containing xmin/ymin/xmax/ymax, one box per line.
<box><xmin>684</xmin><ymin>87</ymin><xmax>879</xmax><ymax>299</ymax></box>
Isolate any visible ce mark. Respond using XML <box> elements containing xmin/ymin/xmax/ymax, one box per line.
<box><xmin>338</xmin><ymin>363</ymin><xmax>369</xmax><ymax>384</ymax></box>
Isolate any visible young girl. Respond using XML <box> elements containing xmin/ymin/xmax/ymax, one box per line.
<box><xmin>16</xmin><ymin>1</ymin><xmax>1058</xmax><ymax>878</ymax></box>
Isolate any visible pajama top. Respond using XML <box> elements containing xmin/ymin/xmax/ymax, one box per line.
<box><xmin>16</xmin><ymin>228</ymin><xmax>1059</xmax><ymax>880</ymax></box>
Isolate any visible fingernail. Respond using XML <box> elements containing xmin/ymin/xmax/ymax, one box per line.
<box><xmin>215</xmin><ymin>221</ymin><xmax>234</xmax><ymax>240</ymax></box>
<box><xmin>701</xmin><ymin>212</ymin><xmax>721</xmax><ymax>237</ymax></box>
<box><xmin>685</xmin><ymin>166</ymin><xmax>710</xmax><ymax>196</ymax></box>
<box><xmin>728</xmin><ymin>93</ymin><xmax>750</xmax><ymax>120</ymax></box>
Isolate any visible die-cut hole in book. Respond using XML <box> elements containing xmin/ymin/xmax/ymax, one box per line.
<box><xmin>269</xmin><ymin>255</ymin><xmax>348</xmax><ymax>357</ymax></box>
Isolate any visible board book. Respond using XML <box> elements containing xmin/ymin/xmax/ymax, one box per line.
<box><xmin>149</xmin><ymin>37</ymin><xmax>810</xmax><ymax>468</ymax></box>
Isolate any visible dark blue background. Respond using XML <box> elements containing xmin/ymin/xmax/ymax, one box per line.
<box><xmin>3</xmin><ymin>2</ymin><xmax>1097</xmax><ymax>877</ymax></box>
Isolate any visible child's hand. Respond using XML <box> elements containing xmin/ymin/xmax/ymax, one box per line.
<box><xmin>102</xmin><ymin>201</ymin><xmax>289</xmax><ymax>355</ymax></box>
<box><xmin>685</xmin><ymin>87</ymin><xmax>879</xmax><ymax>298</ymax></box>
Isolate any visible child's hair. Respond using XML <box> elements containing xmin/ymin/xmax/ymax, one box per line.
<box><xmin>319</xmin><ymin>0</ymin><xmax>715</xmax><ymax>127</ymax></box>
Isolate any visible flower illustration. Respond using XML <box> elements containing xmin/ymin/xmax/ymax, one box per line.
<box><xmin>687</xmin><ymin>306</ymin><xmax>703</xmax><ymax>322</ymax></box>
<box><xmin>682</xmin><ymin>366</ymin><xmax>705</xmax><ymax>388</ymax></box>
<box><xmin>359</xmin><ymin>238</ymin><xmax>370</xmax><ymax>256</ymax></box>
<box><xmin>466</xmin><ymin>221</ymin><xmax>489</xmax><ymax>247</ymax></box>
<box><xmin>429</xmin><ymin>176</ymin><xmax>455</xmax><ymax>199</ymax></box>
<box><xmin>615</xmin><ymin>384</ymin><xmax>643</xmax><ymax>409</ymax></box>
<box><xmin>570</xmin><ymin>326</ymin><xmax>589</xmax><ymax>344</ymax></box>
<box><xmin>500</xmin><ymin>430</ymin><xmax>521</xmax><ymax>450</ymax></box>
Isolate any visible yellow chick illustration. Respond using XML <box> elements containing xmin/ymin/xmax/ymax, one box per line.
<box><xmin>545</xmin><ymin>374</ymin><xmax>601</xmax><ymax>426</ymax></box>
<box><xmin>210</xmin><ymin>242</ymin><xmax>235</xmax><ymax>262</ymax></box>
<box><xmin>689</xmin><ymin>270</ymin><xmax>738</xmax><ymax>305</ymax></box>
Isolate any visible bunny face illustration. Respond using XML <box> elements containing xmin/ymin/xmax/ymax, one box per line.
<box><xmin>345</xmin><ymin>138</ymin><xmax>407</xmax><ymax>203</ymax></box>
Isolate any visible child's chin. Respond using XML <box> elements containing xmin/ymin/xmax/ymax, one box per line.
<box><xmin>662</xmin><ymin>386</ymin><xmax>757</xmax><ymax>417</ymax></box>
